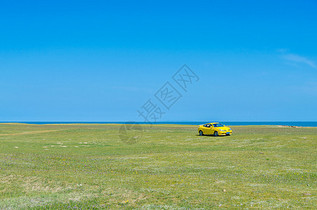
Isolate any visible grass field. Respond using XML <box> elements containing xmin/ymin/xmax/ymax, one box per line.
<box><xmin>0</xmin><ymin>123</ymin><xmax>316</xmax><ymax>209</ymax></box>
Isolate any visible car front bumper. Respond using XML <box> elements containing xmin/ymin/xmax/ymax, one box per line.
<box><xmin>218</xmin><ymin>130</ymin><xmax>232</xmax><ymax>135</ymax></box>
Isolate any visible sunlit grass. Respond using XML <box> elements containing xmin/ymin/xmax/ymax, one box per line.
<box><xmin>0</xmin><ymin>123</ymin><xmax>316</xmax><ymax>208</ymax></box>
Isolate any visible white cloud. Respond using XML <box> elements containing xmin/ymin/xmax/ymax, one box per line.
<box><xmin>282</xmin><ymin>53</ymin><xmax>316</xmax><ymax>69</ymax></box>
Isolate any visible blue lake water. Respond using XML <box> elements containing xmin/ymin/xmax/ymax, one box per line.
<box><xmin>1</xmin><ymin>121</ymin><xmax>317</xmax><ymax>127</ymax></box>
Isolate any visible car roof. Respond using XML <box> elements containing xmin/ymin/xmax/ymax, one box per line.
<box><xmin>200</xmin><ymin>122</ymin><xmax>220</xmax><ymax>126</ymax></box>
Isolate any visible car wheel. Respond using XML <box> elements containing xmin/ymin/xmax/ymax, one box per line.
<box><xmin>199</xmin><ymin>130</ymin><xmax>203</xmax><ymax>136</ymax></box>
<box><xmin>214</xmin><ymin>131</ymin><xmax>218</xmax><ymax>136</ymax></box>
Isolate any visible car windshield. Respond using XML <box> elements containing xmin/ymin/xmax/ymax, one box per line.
<box><xmin>213</xmin><ymin>123</ymin><xmax>224</xmax><ymax>127</ymax></box>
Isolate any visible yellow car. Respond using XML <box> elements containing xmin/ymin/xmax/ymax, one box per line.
<box><xmin>198</xmin><ymin>122</ymin><xmax>232</xmax><ymax>136</ymax></box>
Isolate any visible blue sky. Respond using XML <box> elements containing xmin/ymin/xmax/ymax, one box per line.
<box><xmin>0</xmin><ymin>0</ymin><xmax>316</xmax><ymax>122</ymax></box>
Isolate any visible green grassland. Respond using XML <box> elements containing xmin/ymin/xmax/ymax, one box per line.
<box><xmin>0</xmin><ymin>123</ymin><xmax>316</xmax><ymax>209</ymax></box>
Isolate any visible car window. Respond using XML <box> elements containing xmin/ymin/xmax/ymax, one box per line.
<box><xmin>213</xmin><ymin>123</ymin><xmax>224</xmax><ymax>127</ymax></box>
